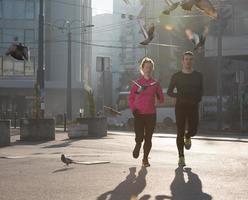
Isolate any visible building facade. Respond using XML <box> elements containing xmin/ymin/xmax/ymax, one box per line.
<box><xmin>0</xmin><ymin>0</ymin><xmax>92</xmax><ymax>120</ymax></box>
<box><xmin>91</xmin><ymin>14</ymin><xmax>114</xmax><ymax>112</ymax></box>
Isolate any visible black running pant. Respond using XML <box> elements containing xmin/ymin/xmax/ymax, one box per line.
<box><xmin>134</xmin><ymin>114</ymin><xmax>156</xmax><ymax>160</ymax></box>
<box><xmin>175</xmin><ymin>102</ymin><xmax>199</xmax><ymax>157</ymax></box>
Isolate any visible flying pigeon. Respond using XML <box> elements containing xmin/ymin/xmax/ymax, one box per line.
<box><xmin>163</xmin><ymin>0</ymin><xmax>180</xmax><ymax>15</ymax></box>
<box><xmin>6</xmin><ymin>40</ymin><xmax>29</xmax><ymax>61</ymax></box>
<box><xmin>185</xmin><ymin>25</ymin><xmax>209</xmax><ymax>52</ymax></box>
<box><xmin>103</xmin><ymin>106</ymin><xmax>122</xmax><ymax>116</ymax></box>
<box><xmin>139</xmin><ymin>22</ymin><xmax>155</xmax><ymax>45</ymax></box>
<box><xmin>122</xmin><ymin>0</ymin><xmax>130</xmax><ymax>4</ymax></box>
<box><xmin>163</xmin><ymin>0</ymin><xmax>218</xmax><ymax>20</ymax></box>
<box><xmin>61</xmin><ymin>154</ymin><xmax>75</xmax><ymax>166</ymax></box>
<box><xmin>181</xmin><ymin>0</ymin><xmax>195</xmax><ymax>11</ymax></box>
<box><xmin>194</xmin><ymin>0</ymin><xmax>218</xmax><ymax>20</ymax></box>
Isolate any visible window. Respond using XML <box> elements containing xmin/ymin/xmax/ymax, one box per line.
<box><xmin>25</xmin><ymin>0</ymin><xmax>34</xmax><ymax>19</ymax></box>
<box><xmin>1</xmin><ymin>57</ymin><xmax>35</xmax><ymax>77</ymax></box>
<box><xmin>0</xmin><ymin>0</ymin><xmax>2</xmax><ymax>18</ymax></box>
<box><xmin>35</xmin><ymin>0</ymin><xmax>39</xmax><ymax>19</ymax></box>
<box><xmin>14</xmin><ymin>60</ymin><xmax>25</xmax><ymax>75</ymax></box>
<box><xmin>0</xmin><ymin>57</ymin><xmax>2</xmax><ymax>76</ymax></box>
<box><xmin>236</xmin><ymin>17</ymin><xmax>248</xmax><ymax>35</ymax></box>
<box><xmin>3</xmin><ymin>29</ymin><xmax>24</xmax><ymax>46</ymax></box>
<box><xmin>0</xmin><ymin>29</ymin><xmax>2</xmax><ymax>43</ymax></box>
<box><xmin>2</xmin><ymin>0</ymin><xmax>35</xmax><ymax>19</ymax></box>
<box><xmin>234</xmin><ymin>4</ymin><xmax>248</xmax><ymax>35</ymax></box>
<box><xmin>25</xmin><ymin>56</ymin><xmax>35</xmax><ymax>76</ymax></box>
<box><xmin>24</xmin><ymin>29</ymin><xmax>34</xmax><ymax>44</ymax></box>
<box><xmin>3</xmin><ymin>0</ymin><xmax>14</xmax><ymax>19</ymax></box>
<box><xmin>15</xmin><ymin>0</ymin><xmax>25</xmax><ymax>18</ymax></box>
<box><xmin>3</xmin><ymin>58</ymin><xmax>14</xmax><ymax>76</ymax></box>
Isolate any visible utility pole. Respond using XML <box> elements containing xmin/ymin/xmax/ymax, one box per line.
<box><xmin>216</xmin><ymin>5</ymin><xmax>232</xmax><ymax>130</ymax></box>
<box><xmin>38</xmin><ymin>0</ymin><xmax>45</xmax><ymax>118</ymax></box>
<box><xmin>102</xmin><ymin>58</ymin><xmax>105</xmax><ymax>115</ymax></box>
<box><xmin>66</xmin><ymin>22</ymin><xmax>72</xmax><ymax>121</ymax></box>
<box><xmin>216</xmin><ymin>16</ymin><xmax>223</xmax><ymax>130</ymax></box>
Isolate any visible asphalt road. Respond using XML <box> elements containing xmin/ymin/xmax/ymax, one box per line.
<box><xmin>0</xmin><ymin>131</ymin><xmax>247</xmax><ymax>200</ymax></box>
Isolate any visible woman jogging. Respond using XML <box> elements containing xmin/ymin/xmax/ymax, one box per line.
<box><xmin>129</xmin><ymin>57</ymin><xmax>164</xmax><ymax>167</ymax></box>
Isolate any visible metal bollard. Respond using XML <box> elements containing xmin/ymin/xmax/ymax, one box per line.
<box><xmin>64</xmin><ymin>113</ymin><xmax>67</xmax><ymax>132</ymax></box>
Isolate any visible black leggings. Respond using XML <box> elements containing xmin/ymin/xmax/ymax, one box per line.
<box><xmin>175</xmin><ymin>103</ymin><xmax>199</xmax><ymax>157</ymax></box>
<box><xmin>134</xmin><ymin>114</ymin><xmax>156</xmax><ymax>160</ymax></box>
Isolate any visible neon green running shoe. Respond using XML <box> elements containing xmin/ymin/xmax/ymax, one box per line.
<box><xmin>184</xmin><ymin>137</ymin><xmax>192</xmax><ymax>150</ymax></box>
<box><xmin>178</xmin><ymin>156</ymin><xmax>186</xmax><ymax>167</ymax></box>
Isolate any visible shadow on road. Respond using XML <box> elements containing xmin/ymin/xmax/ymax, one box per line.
<box><xmin>42</xmin><ymin>138</ymin><xmax>84</xmax><ymax>148</ymax></box>
<box><xmin>156</xmin><ymin>135</ymin><xmax>248</xmax><ymax>143</ymax></box>
<box><xmin>155</xmin><ymin>167</ymin><xmax>212</xmax><ymax>200</ymax></box>
<box><xmin>52</xmin><ymin>167</ymin><xmax>74</xmax><ymax>173</ymax></box>
<box><xmin>96</xmin><ymin>167</ymin><xmax>149</xmax><ymax>200</ymax></box>
<box><xmin>11</xmin><ymin>140</ymin><xmax>47</xmax><ymax>146</ymax></box>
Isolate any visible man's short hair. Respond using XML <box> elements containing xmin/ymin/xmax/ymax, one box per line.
<box><xmin>182</xmin><ymin>51</ymin><xmax>194</xmax><ymax>60</ymax></box>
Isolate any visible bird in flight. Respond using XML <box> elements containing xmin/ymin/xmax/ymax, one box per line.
<box><xmin>185</xmin><ymin>25</ymin><xmax>209</xmax><ymax>52</ymax></box>
<box><xmin>6</xmin><ymin>37</ymin><xmax>30</xmax><ymax>61</ymax></box>
<box><xmin>104</xmin><ymin>106</ymin><xmax>122</xmax><ymax>116</ymax></box>
<box><xmin>163</xmin><ymin>0</ymin><xmax>218</xmax><ymax>20</ymax></box>
<box><xmin>122</xmin><ymin>0</ymin><xmax>130</xmax><ymax>4</ymax></box>
<box><xmin>193</xmin><ymin>0</ymin><xmax>218</xmax><ymax>20</ymax></box>
<box><xmin>139</xmin><ymin>22</ymin><xmax>155</xmax><ymax>45</ymax></box>
<box><xmin>163</xmin><ymin>0</ymin><xmax>181</xmax><ymax>15</ymax></box>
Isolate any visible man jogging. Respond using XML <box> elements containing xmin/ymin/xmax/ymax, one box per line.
<box><xmin>167</xmin><ymin>51</ymin><xmax>203</xmax><ymax>167</ymax></box>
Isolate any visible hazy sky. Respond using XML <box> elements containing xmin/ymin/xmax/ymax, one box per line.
<box><xmin>92</xmin><ymin>0</ymin><xmax>113</xmax><ymax>16</ymax></box>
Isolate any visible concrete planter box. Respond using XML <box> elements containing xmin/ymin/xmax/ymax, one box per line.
<box><xmin>76</xmin><ymin>117</ymin><xmax>107</xmax><ymax>137</ymax></box>
<box><xmin>20</xmin><ymin>118</ymin><xmax>55</xmax><ymax>141</ymax></box>
<box><xmin>68</xmin><ymin>124</ymin><xmax>88</xmax><ymax>139</ymax></box>
<box><xmin>0</xmin><ymin>120</ymin><xmax>10</xmax><ymax>147</ymax></box>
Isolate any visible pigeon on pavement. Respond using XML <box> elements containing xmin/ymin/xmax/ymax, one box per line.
<box><xmin>61</xmin><ymin>154</ymin><xmax>75</xmax><ymax>166</ymax></box>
